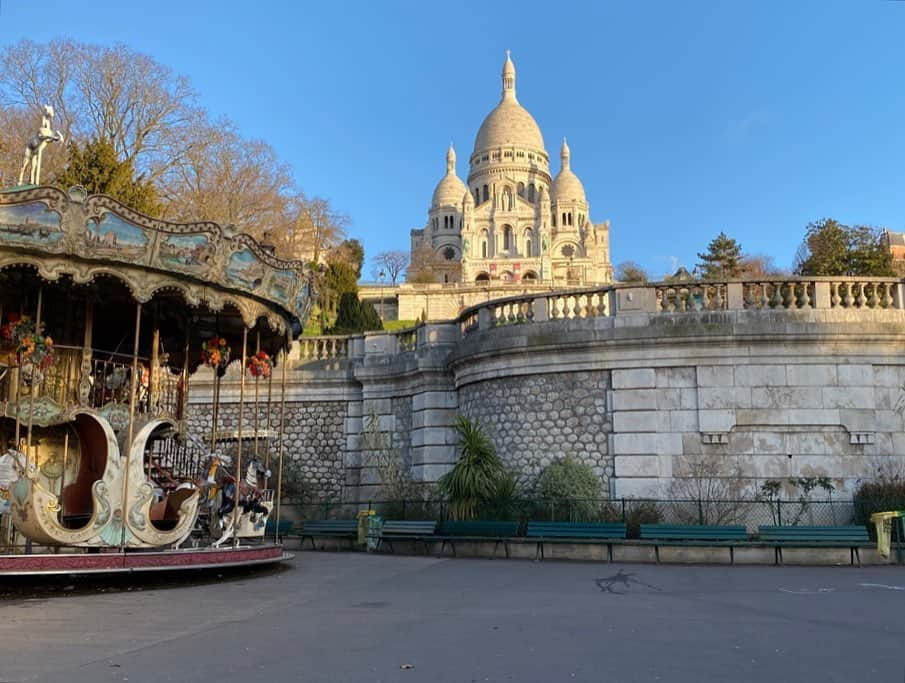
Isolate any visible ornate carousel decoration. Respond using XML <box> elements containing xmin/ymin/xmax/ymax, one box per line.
<box><xmin>0</xmin><ymin>144</ymin><xmax>312</xmax><ymax>566</ymax></box>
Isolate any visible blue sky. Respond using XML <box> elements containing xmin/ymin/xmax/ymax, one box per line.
<box><xmin>2</xmin><ymin>1</ymin><xmax>904</xmax><ymax>278</ymax></box>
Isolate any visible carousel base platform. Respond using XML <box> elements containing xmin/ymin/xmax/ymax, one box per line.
<box><xmin>0</xmin><ymin>544</ymin><xmax>291</xmax><ymax>576</ymax></box>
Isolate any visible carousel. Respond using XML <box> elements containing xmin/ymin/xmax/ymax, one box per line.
<box><xmin>0</xmin><ymin>180</ymin><xmax>312</xmax><ymax>576</ymax></box>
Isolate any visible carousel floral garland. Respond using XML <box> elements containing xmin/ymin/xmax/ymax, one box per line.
<box><xmin>200</xmin><ymin>336</ymin><xmax>231</xmax><ymax>370</ymax></box>
<box><xmin>1</xmin><ymin>315</ymin><xmax>54</xmax><ymax>370</ymax></box>
<box><xmin>247</xmin><ymin>350</ymin><xmax>272</xmax><ymax>379</ymax></box>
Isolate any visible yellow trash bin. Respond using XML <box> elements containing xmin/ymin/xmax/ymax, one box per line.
<box><xmin>870</xmin><ymin>510</ymin><xmax>905</xmax><ymax>560</ymax></box>
<box><xmin>357</xmin><ymin>509</ymin><xmax>376</xmax><ymax>546</ymax></box>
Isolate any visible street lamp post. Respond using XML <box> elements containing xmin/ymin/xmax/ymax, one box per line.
<box><xmin>378</xmin><ymin>270</ymin><xmax>386</xmax><ymax>321</ymax></box>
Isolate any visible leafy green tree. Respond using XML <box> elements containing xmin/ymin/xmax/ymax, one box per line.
<box><xmin>795</xmin><ymin>219</ymin><xmax>893</xmax><ymax>276</ymax></box>
<box><xmin>438</xmin><ymin>417</ymin><xmax>507</xmax><ymax>520</ymax></box>
<box><xmin>536</xmin><ymin>457</ymin><xmax>602</xmax><ymax>521</ymax></box>
<box><xmin>696</xmin><ymin>232</ymin><xmax>743</xmax><ymax>279</ymax></box>
<box><xmin>54</xmin><ymin>137</ymin><xmax>161</xmax><ymax>216</ymax></box>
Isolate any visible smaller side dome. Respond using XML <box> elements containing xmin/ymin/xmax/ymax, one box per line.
<box><xmin>552</xmin><ymin>137</ymin><xmax>587</xmax><ymax>204</ymax></box>
<box><xmin>431</xmin><ymin>143</ymin><xmax>467</xmax><ymax>208</ymax></box>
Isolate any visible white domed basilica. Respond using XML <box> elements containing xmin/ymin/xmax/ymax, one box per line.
<box><xmin>410</xmin><ymin>52</ymin><xmax>613</xmax><ymax>286</ymax></box>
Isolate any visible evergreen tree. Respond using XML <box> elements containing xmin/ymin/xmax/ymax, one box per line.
<box><xmin>54</xmin><ymin>137</ymin><xmax>161</xmax><ymax>216</ymax></box>
<box><xmin>696</xmin><ymin>232</ymin><xmax>743</xmax><ymax>279</ymax></box>
<box><xmin>329</xmin><ymin>292</ymin><xmax>383</xmax><ymax>334</ymax></box>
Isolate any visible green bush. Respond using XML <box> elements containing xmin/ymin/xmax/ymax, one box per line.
<box><xmin>624</xmin><ymin>501</ymin><xmax>662</xmax><ymax>539</ymax></box>
<box><xmin>536</xmin><ymin>457</ymin><xmax>602</xmax><ymax>521</ymax></box>
<box><xmin>853</xmin><ymin>475</ymin><xmax>905</xmax><ymax>537</ymax></box>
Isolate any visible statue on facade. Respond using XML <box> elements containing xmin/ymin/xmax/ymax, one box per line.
<box><xmin>17</xmin><ymin>105</ymin><xmax>64</xmax><ymax>186</ymax></box>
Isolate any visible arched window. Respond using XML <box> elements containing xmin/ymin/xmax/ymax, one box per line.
<box><xmin>503</xmin><ymin>225</ymin><xmax>513</xmax><ymax>251</ymax></box>
<box><xmin>482</xmin><ymin>185</ymin><xmax>489</xmax><ymax>202</ymax></box>
<box><xmin>443</xmin><ymin>246</ymin><xmax>456</xmax><ymax>260</ymax></box>
<box><xmin>522</xmin><ymin>270</ymin><xmax>538</xmax><ymax>281</ymax></box>
<box><xmin>552</xmin><ymin>214</ymin><xmax>557</xmax><ymax>227</ymax></box>
<box><xmin>480</xmin><ymin>228</ymin><xmax>489</xmax><ymax>258</ymax></box>
<box><xmin>517</xmin><ymin>182</ymin><xmax>525</xmax><ymax>197</ymax></box>
<box><xmin>474</xmin><ymin>189</ymin><xmax>480</xmax><ymax>204</ymax></box>
<box><xmin>524</xmin><ymin>227</ymin><xmax>534</xmax><ymax>257</ymax></box>
<box><xmin>476</xmin><ymin>272</ymin><xmax>490</xmax><ymax>282</ymax></box>
<box><xmin>562</xmin><ymin>212</ymin><xmax>567</xmax><ymax>226</ymax></box>
<box><xmin>569</xmin><ymin>213</ymin><xmax>573</xmax><ymax>226</ymax></box>
<box><xmin>528</xmin><ymin>184</ymin><xmax>536</xmax><ymax>202</ymax></box>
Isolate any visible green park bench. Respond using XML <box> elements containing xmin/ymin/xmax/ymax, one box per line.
<box><xmin>525</xmin><ymin>521</ymin><xmax>627</xmax><ymax>562</ymax></box>
<box><xmin>438</xmin><ymin>520</ymin><xmax>520</xmax><ymax>558</ymax></box>
<box><xmin>263</xmin><ymin>518</ymin><xmax>295</xmax><ymax>542</ymax></box>
<box><xmin>757</xmin><ymin>525</ymin><xmax>871</xmax><ymax>566</ymax></box>
<box><xmin>299</xmin><ymin>519</ymin><xmax>359</xmax><ymax>550</ymax></box>
<box><xmin>375</xmin><ymin>520</ymin><xmax>438</xmax><ymax>553</ymax></box>
<box><xmin>640</xmin><ymin>524</ymin><xmax>750</xmax><ymax>564</ymax></box>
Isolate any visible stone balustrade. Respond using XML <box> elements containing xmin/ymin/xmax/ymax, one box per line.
<box><xmin>298</xmin><ymin>277</ymin><xmax>905</xmax><ymax>361</ymax></box>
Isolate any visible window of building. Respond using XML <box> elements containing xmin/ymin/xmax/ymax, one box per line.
<box><xmin>517</xmin><ymin>182</ymin><xmax>525</xmax><ymax>197</ymax></box>
<box><xmin>528</xmin><ymin>184</ymin><xmax>536</xmax><ymax>202</ymax></box>
<box><xmin>503</xmin><ymin>225</ymin><xmax>513</xmax><ymax>251</ymax></box>
<box><xmin>476</xmin><ymin>273</ymin><xmax>490</xmax><ymax>282</ymax></box>
<box><xmin>482</xmin><ymin>185</ymin><xmax>489</xmax><ymax>202</ymax></box>
<box><xmin>443</xmin><ymin>247</ymin><xmax>456</xmax><ymax>260</ymax></box>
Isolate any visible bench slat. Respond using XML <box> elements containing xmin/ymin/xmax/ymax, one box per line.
<box><xmin>641</xmin><ymin>524</ymin><xmax>748</xmax><ymax>541</ymax></box>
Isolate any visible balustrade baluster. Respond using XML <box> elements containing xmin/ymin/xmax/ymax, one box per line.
<box><xmin>830</xmin><ymin>282</ymin><xmax>839</xmax><ymax>307</ymax></box>
<box><xmin>842</xmin><ymin>282</ymin><xmax>854</xmax><ymax>308</ymax></box>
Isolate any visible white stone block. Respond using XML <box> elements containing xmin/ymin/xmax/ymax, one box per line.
<box><xmin>738</xmin><ymin>454</ymin><xmax>791</xmax><ymax>479</ymax></box>
<box><xmin>614</xmin><ymin>455</ymin><xmax>660</xmax><ymax>477</ymax></box>
<box><xmin>786</xmin><ymin>364</ymin><xmax>838</xmax><ymax>386</ymax></box>
<box><xmin>413</xmin><ymin>463</ymin><xmax>454</xmax><ymax>481</ymax></box>
<box><xmin>697</xmin><ymin>365</ymin><xmax>734</xmax><ymax>387</ymax></box>
<box><xmin>785</xmin><ymin>409</ymin><xmax>841</xmax><ymax>426</ymax></box>
<box><xmin>412</xmin><ymin>391</ymin><xmax>458</xmax><ymax>411</ymax></box>
<box><xmin>751</xmin><ymin>386</ymin><xmax>821</xmax><ymax>410</ymax></box>
<box><xmin>613</xmin><ymin>432</ymin><xmax>682</xmax><ymax>456</ymax></box>
<box><xmin>839</xmin><ymin>409</ymin><xmax>876</xmax><ymax>432</ymax></box>
<box><xmin>613</xmin><ymin>410</ymin><xmax>659</xmax><ymax>433</ymax></box>
<box><xmin>411</xmin><ymin>427</ymin><xmax>455</xmax><ymax>448</ymax></box>
<box><xmin>698</xmin><ymin>409</ymin><xmax>736</xmax><ymax>432</ymax></box>
<box><xmin>873</xmin><ymin>365</ymin><xmax>904</xmax><ymax>387</ymax></box>
<box><xmin>837</xmin><ymin>364</ymin><xmax>873</xmax><ymax>386</ymax></box>
<box><xmin>734</xmin><ymin>364</ymin><xmax>787</xmax><ymax>387</ymax></box>
<box><xmin>612</xmin><ymin>368</ymin><xmax>656</xmax><ymax>389</ymax></box>
<box><xmin>613</xmin><ymin>478</ymin><xmax>663</xmax><ymax>499</ymax></box>
<box><xmin>751</xmin><ymin>431</ymin><xmax>786</xmax><ymax>454</ymax></box>
<box><xmin>679</xmin><ymin>388</ymin><xmax>698</xmax><ymax>410</ymax></box>
<box><xmin>736</xmin><ymin>409</ymin><xmax>790</xmax><ymax>426</ymax></box>
<box><xmin>657</xmin><ymin>388</ymin><xmax>682</xmax><ymax>410</ymax></box>
<box><xmin>669</xmin><ymin>410</ymin><xmax>699</xmax><ymax>432</ymax></box>
<box><xmin>412</xmin><ymin>444</ymin><xmax>457</xmax><ymax>465</ymax></box>
<box><xmin>822</xmin><ymin>387</ymin><xmax>874</xmax><ymax>410</ymax></box>
<box><xmin>698</xmin><ymin>387</ymin><xmax>752</xmax><ymax>410</ymax></box>
<box><xmin>613</xmin><ymin>388</ymin><xmax>658</xmax><ymax>411</ymax></box>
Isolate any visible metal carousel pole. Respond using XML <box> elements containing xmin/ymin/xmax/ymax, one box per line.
<box><xmin>253</xmin><ymin>330</ymin><xmax>260</xmax><ymax>463</ymax></box>
<box><xmin>231</xmin><ymin>326</ymin><xmax>248</xmax><ymax>549</ymax></box>
<box><xmin>120</xmin><ymin>302</ymin><xmax>142</xmax><ymax>549</ymax></box>
<box><xmin>24</xmin><ymin>286</ymin><xmax>44</xmax><ymax>469</ymax></box>
<box><xmin>273</xmin><ymin>332</ymin><xmax>289</xmax><ymax>544</ymax></box>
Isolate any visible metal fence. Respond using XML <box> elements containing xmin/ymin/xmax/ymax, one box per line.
<box><xmin>279</xmin><ymin>497</ymin><xmax>857</xmax><ymax>537</ymax></box>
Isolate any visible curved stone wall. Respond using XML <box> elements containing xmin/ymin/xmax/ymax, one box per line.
<box><xmin>196</xmin><ymin>277</ymin><xmax>905</xmax><ymax>502</ymax></box>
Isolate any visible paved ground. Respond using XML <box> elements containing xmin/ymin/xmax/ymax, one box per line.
<box><xmin>2</xmin><ymin>552</ymin><xmax>904</xmax><ymax>682</ymax></box>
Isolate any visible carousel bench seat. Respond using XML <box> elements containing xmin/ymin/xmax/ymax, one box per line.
<box><xmin>299</xmin><ymin>519</ymin><xmax>358</xmax><ymax>549</ymax></box>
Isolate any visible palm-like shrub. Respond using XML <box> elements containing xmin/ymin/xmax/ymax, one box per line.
<box><xmin>438</xmin><ymin>417</ymin><xmax>506</xmax><ymax>520</ymax></box>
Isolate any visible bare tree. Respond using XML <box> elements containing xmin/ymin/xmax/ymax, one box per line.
<box><xmin>739</xmin><ymin>253</ymin><xmax>786</xmax><ymax>278</ymax></box>
<box><xmin>0</xmin><ymin>39</ymin><xmax>200</xmax><ymax>183</ymax></box>
<box><xmin>288</xmin><ymin>196</ymin><xmax>349</xmax><ymax>264</ymax></box>
<box><xmin>615</xmin><ymin>261</ymin><xmax>649</xmax><ymax>283</ymax></box>
<box><xmin>407</xmin><ymin>244</ymin><xmax>443</xmax><ymax>283</ymax></box>
<box><xmin>158</xmin><ymin>120</ymin><xmax>294</xmax><ymax>243</ymax></box>
<box><xmin>373</xmin><ymin>250</ymin><xmax>409</xmax><ymax>285</ymax></box>
<box><xmin>667</xmin><ymin>454</ymin><xmax>748</xmax><ymax>525</ymax></box>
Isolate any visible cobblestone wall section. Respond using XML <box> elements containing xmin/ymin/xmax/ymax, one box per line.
<box><xmin>458</xmin><ymin>370</ymin><xmax>612</xmax><ymax>488</ymax></box>
<box><xmin>187</xmin><ymin>401</ymin><xmax>346</xmax><ymax>500</ymax></box>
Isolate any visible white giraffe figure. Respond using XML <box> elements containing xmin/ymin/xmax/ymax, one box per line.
<box><xmin>18</xmin><ymin>105</ymin><xmax>64</xmax><ymax>186</ymax></box>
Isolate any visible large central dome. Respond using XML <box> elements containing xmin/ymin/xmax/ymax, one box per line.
<box><xmin>472</xmin><ymin>52</ymin><xmax>546</xmax><ymax>154</ymax></box>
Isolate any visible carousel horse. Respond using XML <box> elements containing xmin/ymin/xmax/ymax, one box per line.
<box><xmin>0</xmin><ymin>447</ymin><xmax>26</xmax><ymax>515</ymax></box>
<box><xmin>212</xmin><ymin>458</ymin><xmax>271</xmax><ymax>548</ymax></box>
<box><xmin>18</xmin><ymin>105</ymin><xmax>64</xmax><ymax>186</ymax></box>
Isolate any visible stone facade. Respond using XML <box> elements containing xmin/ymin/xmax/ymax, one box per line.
<box><xmin>194</xmin><ymin>278</ymin><xmax>905</xmax><ymax>503</ymax></box>
<box><xmin>186</xmin><ymin>400</ymin><xmax>346</xmax><ymax>501</ymax></box>
<box><xmin>458</xmin><ymin>371</ymin><xmax>612</xmax><ymax>487</ymax></box>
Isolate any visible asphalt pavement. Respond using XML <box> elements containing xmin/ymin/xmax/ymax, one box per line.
<box><xmin>1</xmin><ymin>552</ymin><xmax>904</xmax><ymax>682</ymax></box>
